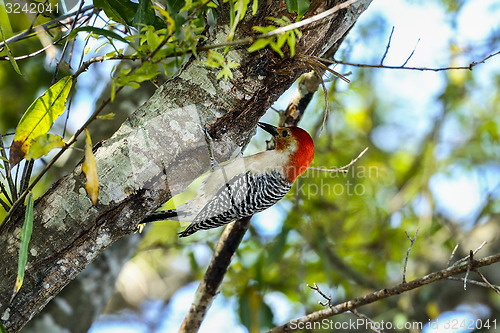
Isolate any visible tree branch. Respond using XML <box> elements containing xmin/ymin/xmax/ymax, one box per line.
<box><xmin>309</xmin><ymin>147</ymin><xmax>369</xmax><ymax>173</ymax></box>
<box><xmin>178</xmin><ymin>217</ymin><xmax>251</xmax><ymax>332</ymax></box>
<box><xmin>315</xmin><ymin>50</ymin><xmax>500</xmax><ymax>72</ymax></box>
<box><xmin>0</xmin><ymin>5</ymin><xmax>95</xmax><ymax>49</ymax></box>
<box><xmin>268</xmin><ymin>252</ymin><xmax>500</xmax><ymax>333</ymax></box>
<box><xmin>402</xmin><ymin>227</ymin><xmax>419</xmax><ymax>283</ymax></box>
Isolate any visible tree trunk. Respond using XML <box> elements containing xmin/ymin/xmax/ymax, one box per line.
<box><xmin>0</xmin><ymin>1</ymin><xmax>372</xmax><ymax>331</ymax></box>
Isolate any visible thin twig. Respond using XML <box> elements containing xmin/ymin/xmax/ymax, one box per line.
<box><xmin>475</xmin><ymin>270</ymin><xmax>500</xmax><ymax>296</ymax></box>
<box><xmin>178</xmin><ymin>216</ymin><xmax>251</xmax><ymax>332</ymax></box>
<box><xmin>19</xmin><ymin>160</ymin><xmax>34</xmax><ymax>196</ymax></box>
<box><xmin>260</xmin><ymin>0</ymin><xmax>361</xmax><ymax>39</ymax></box>
<box><xmin>198</xmin><ymin>0</ymin><xmax>362</xmax><ymax>52</ymax></box>
<box><xmin>350</xmin><ymin>309</ymin><xmax>383</xmax><ymax>333</ymax></box>
<box><xmin>380</xmin><ymin>26</ymin><xmax>394</xmax><ymax>65</ymax></box>
<box><xmin>309</xmin><ymin>147</ymin><xmax>369</xmax><ymax>173</ymax></box>
<box><xmin>0</xmin><ymin>132</ymin><xmax>17</xmax><ymax>202</ymax></box>
<box><xmin>447</xmin><ymin>276</ymin><xmax>500</xmax><ymax>290</ymax></box>
<box><xmin>402</xmin><ymin>227</ymin><xmax>419</xmax><ymax>283</ymax></box>
<box><xmin>446</xmin><ymin>243</ymin><xmax>460</xmax><ymax>267</ymax></box>
<box><xmin>307</xmin><ymin>283</ymin><xmax>333</xmax><ymax>307</ymax></box>
<box><xmin>330</xmin><ymin>50</ymin><xmax>500</xmax><ymax>72</ymax></box>
<box><xmin>52</xmin><ymin>0</ymin><xmax>86</xmax><ymax>85</ymax></box>
<box><xmin>401</xmin><ymin>38</ymin><xmax>420</xmax><ymax>67</ymax></box>
<box><xmin>0</xmin><ymin>5</ymin><xmax>95</xmax><ymax>49</ymax></box>
<box><xmin>0</xmin><ymin>35</ymin><xmax>66</xmax><ymax>61</ymax></box>
<box><xmin>267</xmin><ymin>252</ymin><xmax>500</xmax><ymax>333</ymax></box>
<box><xmin>72</xmin><ymin>54</ymin><xmax>140</xmax><ymax>78</ymax></box>
<box><xmin>450</xmin><ymin>241</ymin><xmax>487</xmax><ymax>268</ymax></box>
<box><xmin>316</xmin><ymin>68</ymin><xmax>329</xmax><ymax>134</ymax></box>
<box><xmin>302</xmin><ymin>56</ymin><xmax>350</xmax><ymax>83</ymax></box>
<box><xmin>464</xmin><ymin>250</ymin><xmax>473</xmax><ymax>290</ymax></box>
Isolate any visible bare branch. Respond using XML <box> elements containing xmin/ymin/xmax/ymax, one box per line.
<box><xmin>380</xmin><ymin>26</ymin><xmax>394</xmax><ymax>65</ymax></box>
<box><xmin>447</xmin><ymin>276</ymin><xmax>500</xmax><ymax>290</ymax></box>
<box><xmin>52</xmin><ymin>0</ymin><xmax>87</xmax><ymax>85</ymax></box>
<box><xmin>0</xmin><ymin>5</ymin><xmax>95</xmax><ymax>49</ymax></box>
<box><xmin>307</xmin><ymin>283</ymin><xmax>333</xmax><ymax>307</ymax></box>
<box><xmin>267</xmin><ymin>252</ymin><xmax>500</xmax><ymax>333</ymax></box>
<box><xmin>350</xmin><ymin>309</ymin><xmax>383</xmax><ymax>333</ymax></box>
<box><xmin>310</xmin><ymin>147</ymin><xmax>369</xmax><ymax>173</ymax></box>
<box><xmin>179</xmin><ymin>217</ymin><xmax>251</xmax><ymax>332</ymax></box>
<box><xmin>402</xmin><ymin>227</ymin><xmax>419</xmax><ymax>283</ymax></box>
<box><xmin>0</xmin><ymin>131</ymin><xmax>17</xmax><ymax>202</ymax></box>
<box><xmin>260</xmin><ymin>0</ymin><xmax>362</xmax><ymax>39</ymax></box>
<box><xmin>474</xmin><ymin>270</ymin><xmax>500</xmax><ymax>296</ymax></box>
<box><xmin>463</xmin><ymin>250</ymin><xmax>473</xmax><ymax>290</ymax></box>
<box><xmin>450</xmin><ymin>241</ymin><xmax>487</xmax><ymax>268</ymax></box>
<box><xmin>307</xmin><ymin>286</ymin><xmax>384</xmax><ymax>332</ymax></box>
<box><xmin>401</xmin><ymin>38</ymin><xmax>420</xmax><ymax>67</ymax></box>
<box><xmin>198</xmin><ymin>0</ymin><xmax>363</xmax><ymax>52</ymax></box>
<box><xmin>0</xmin><ymin>36</ymin><xmax>66</xmax><ymax>61</ymax></box>
<box><xmin>446</xmin><ymin>243</ymin><xmax>460</xmax><ymax>267</ymax></box>
<box><xmin>326</xmin><ymin>50</ymin><xmax>500</xmax><ymax>72</ymax></box>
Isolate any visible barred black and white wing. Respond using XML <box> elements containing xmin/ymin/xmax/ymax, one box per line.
<box><xmin>178</xmin><ymin>170</ymin><xmax>292</xmax><ymax>237</ymax></box>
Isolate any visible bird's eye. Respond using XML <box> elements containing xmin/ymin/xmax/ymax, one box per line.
<box><xmin>282</xmin><ymin>130</ymin><xmax>289</xmax><ymax>137</ymax></box>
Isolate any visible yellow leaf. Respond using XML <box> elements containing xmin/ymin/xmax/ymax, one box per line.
<box><xmin>9</xmin><ymin>76</ymin><xmax>73</xmax><ymax>168</ymax></box>
<box><xmin>25</xmin><ymin>134</ymin><xmax>65</xmax><ymax>160</ymax></box>
<box><xmin>82</xmin><ymin>129</ymin><xmax>99</xmax><ymax>205</ymax></box>
<box><xmin>96</xmin><ymin>113</ymin><xmax>115</xmax><ymax>120</ymax></box>
<box><xmin>152</xmin><ymin>5</ymin><xmax>175</xmax><ymax>34</ymax></box>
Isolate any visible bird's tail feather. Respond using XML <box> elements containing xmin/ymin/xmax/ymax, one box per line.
<box><xmin>141</xmin><ymin>210</ymin><xmax>178</xmax><ymax>223</ymax></box>
<box><xmin>142</xmin><ymin>210</ymin><xmax>199</xmax><ymax>238</ymax></box>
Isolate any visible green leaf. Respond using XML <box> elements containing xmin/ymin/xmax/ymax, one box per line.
<box><xmin>287</xmin><ymin>31</ymin><xmax>296</xmax><ymax>57</ymax></box>
<box><xmin>0</xmin><ymin>318</ymin><xmax>7</xmax><ymax>333</ymax></box>
<box><xmin>145</xmin><ymin>26</ymin><xmax>162</xmax><ymax>50</ymax></box>
<box><xmin>0</xmin><ymin>24</ymin><xmax>21</xmax><ymax>75</ymax></box>
<box><xmin>153</xmin><ymin>5</ymin><xmax>176</xmax><ymax>34</ymax></box>
<box><xmin>247</xmin><ymin>38</ymin><xmax>270</xmax><ymax>53</ymax></box>
<box><xmin>9</xmin><ymin>76</ymin><xmax>73</xmax><ymax>168</ymax></box>
<box><xmin>25</xmin><ymin>134</ymin><xmax>65</xmax><ymax>160</ymax></box>
<box><xmin>0</xmin><ymin>0</ymin><xmax>13</xmax><ymax>35</ymax></box>
<box><xmin>83</xmin><ymin>129</ymin><xmax>99</xmax><ymax>205</ymax></box>
<box><xmin>133</xmin><ymin>0</ymin><xmax>157</xmax><ymax>29</ymax></box>
<box><xmin>166</xmin><ymin>0</ymin><xmax>186</xmax><ymax>34</ymax></box>
<box><xmin>68</xmin><ymin>26</ymin><xmax>130</xmax><ymax>44</ymax></box>
<box><xmin>12</xmin><ymin>192</ymin><xmax>34</xmax><ymax>301</ymax></box>
<box><xmin>252</xmin><ymin>0</ymin><xmax>258</xmax><ymax>15</ymax></box>
<box><xmin>96</xmin><ymin>113</ymin><xmax>115</xmax><ymax>120</ymax></box>
<box><xmin>285</xmin><ymin>0</ymin><xmax>310</xmax><ymax>19</ymax></box>
<box><xmin>93</xmin><ymin>0</ymin><xmax>138</xmax><ymax>26</ymax></box>
<box><xmin>166</xmin><ymin>0</ymin><xmax>185</xmax><ymax>13</ymax></box>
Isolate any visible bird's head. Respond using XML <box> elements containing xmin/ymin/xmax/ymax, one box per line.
<box><xmin>258</xmin><ymin>122</ymin><xmax>315</xmax><ymax>182</ymax></box>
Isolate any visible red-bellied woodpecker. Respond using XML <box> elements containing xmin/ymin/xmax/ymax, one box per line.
<box><xmin>142</xmin><ymin>122</ymin><xmax>314</xmax><ymax>237</ymax></box>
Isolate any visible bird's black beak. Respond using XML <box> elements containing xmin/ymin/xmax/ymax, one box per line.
<box><xmin>258</xmin><ymin>122</ymin><xmax>279</xmax><ymax>137</ymax></box>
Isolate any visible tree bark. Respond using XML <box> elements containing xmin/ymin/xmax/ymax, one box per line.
<box><xmin>0</xmin><ymin>1</ymin><xmax>372</xmax><ymax>331</ymax></box>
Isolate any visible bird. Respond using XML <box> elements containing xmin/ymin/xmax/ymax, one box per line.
<box><xmin>142</xmin><ymin>122</ymin><xmax>314</xmax><ymax>237</ymax></box>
